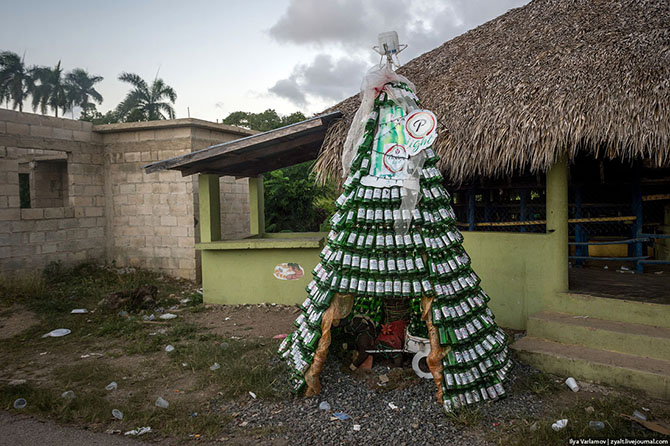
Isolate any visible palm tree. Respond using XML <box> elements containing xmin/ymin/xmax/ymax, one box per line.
<box><xmin>0</xmin><ymin>51</ymin><xmax>32</xmax><ymax>111</ymax></box>
<box><xmin>31</xmin><ymin>61</ymin><xmax>69</xmax><ymax>117</ymax></box>
<box><xmin>65</xmin><ymin>68</ymin><xmax>103</xmax><ymax>113</ymax></box>
<box><xmin>116</xmin><ymin>72</ymin><xmax>177</xmax><ymax>122</ymax></box>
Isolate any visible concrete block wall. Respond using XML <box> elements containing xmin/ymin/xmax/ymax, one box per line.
<box><xmin>101</xmin><ymin>125</ymin><xmax>199</xmax><ymax>280</ymax></box>
<box><xmin>0</xmin><ymin>111</ymin><xmax>254</xmax><ymax>280</ymax></box>
<box><xmin>98</xmin><ymin>120</ymin><xmax>254</xmax><ymax>280</ymax></box>
<box><xmin>0</xmin><ymin>109</ymin><xmax>106</xmax><ymax>273</ymax></box>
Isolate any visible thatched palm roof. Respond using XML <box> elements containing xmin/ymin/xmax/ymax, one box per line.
<box><xmin>315</xmin><ymin>0</ymin><xmax>670</xmax><ymax>183</ymax></box>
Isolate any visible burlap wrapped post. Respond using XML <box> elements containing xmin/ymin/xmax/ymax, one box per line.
<box><xmin>421</xmin><ymin>296</ymin><xmax>449</xmax><ymax>404</ymax></box>
<box><xmin>304</xmin><ymin>293</ymin><xmax>354</xmax><ymax>396</ymax></box>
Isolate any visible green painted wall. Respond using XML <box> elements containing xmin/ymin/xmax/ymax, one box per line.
<box><xmin>200</xmin><ymin>246</ymin><xmax>322</xmax><ymax>305</ymax></box>
<box><xmin>462</xmin><ymin>232</ymin><xmax>563</xmax><ymax>329</ymax></box>
<box><xmin>197</xmin><ymin>158</ymin><xmax>569</xmax><ymax>330</ymax></box>
<box><xmin>198</xmin><ymin>231</ymin><xmax>562</xmax><ymax>329</ymax></box>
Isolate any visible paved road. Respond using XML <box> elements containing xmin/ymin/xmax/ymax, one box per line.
<box><xmin>0</xmin><ymin>412</ymin><xmax>150</xmax><ymax>446</ymax></box>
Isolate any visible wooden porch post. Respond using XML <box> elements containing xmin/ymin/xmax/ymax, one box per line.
<box><xmin>519</xmin><ymin>188</ymin><xmax>528</xmax><ymax>233</ymax></box>
<box><xmin>632</xmin><ymin>160</ymin><xmax>644</xmax><ymax>273</ymax></box>
<box><xmin>546</xmin><ymin>154</ymin><xmax>569</xmax><ymax>291</ymax></box>
<box><xmin>249</xmin><ymin>175</ymin><xmax>265</xmax><ymax>236</ymax></box>
<box><xmin>198</xmin><ymin>174</ymin><xmax>221</xmax><ymax>243</ymax></box>
<box><xmin>468</xmin><ymin>183</ymin><xmax>476</xmax><ymax>231</ymax></box>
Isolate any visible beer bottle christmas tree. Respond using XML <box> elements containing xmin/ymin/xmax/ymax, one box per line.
<box><xmin>278</xmin><ymin>67</ymin><xmax>511</xmax><ymax>412</ymax></box>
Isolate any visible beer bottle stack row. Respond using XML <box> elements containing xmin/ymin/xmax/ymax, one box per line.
<box><xmin>278</xmin><ymin>82</ymin><xmax>511</xmax><ymax>410</ymax></box>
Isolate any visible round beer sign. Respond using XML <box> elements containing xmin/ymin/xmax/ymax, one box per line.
<box><xmin>405</xmin><ymin>110</ymin><xmax>437</xmax><ymax>139</ymax></box>
<box><xmin>382</xmin><ymin>144</ymin><xmax>407</xmax><ymax>173</ymax></box>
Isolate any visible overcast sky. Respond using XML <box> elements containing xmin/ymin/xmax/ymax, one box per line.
<box><xmin>2</xmin><ymin>0</ymin><xmax>529</xmax><ymax>121</ymax></box>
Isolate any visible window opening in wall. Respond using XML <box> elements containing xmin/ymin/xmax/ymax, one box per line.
<box><xmin>19</xmin><ymin>173</ymin><xmax>31</xmax><ymax>209</ymax></box>
<box><xmin>14</xmin><ymin>148</ymin><xmax>69</xmax><ymax>209</ymax></box>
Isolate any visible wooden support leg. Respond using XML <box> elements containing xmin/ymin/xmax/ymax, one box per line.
<box><xmin>421</xmin><ymin>296</ymin><xmax>448</xmax><ymax>404</ymax></box>
<box><xmin>304</xmin><ymin>293</ymin><xmax>353</xmax><ymax>396</ymax></box>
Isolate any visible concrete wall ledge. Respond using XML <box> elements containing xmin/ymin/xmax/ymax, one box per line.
<box><xmin>21</xmin><ymin>207</ymin><xmax>75</xmax><ymax>220</ymax></box>
<box><xmin>196</xmin><ymin>236</ymin><xmax>324</xmax><ymax>251</ymax></box>
<box><xmin>93</xmin><ymin>118</ymin><xmax>256</xmax><ymax>137</ymax></box>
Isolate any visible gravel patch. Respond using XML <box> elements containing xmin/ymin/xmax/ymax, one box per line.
<box><xmin>212</xmin><ymin>355</ymin><xmax>548</xmax><ymax>445</ymax></box>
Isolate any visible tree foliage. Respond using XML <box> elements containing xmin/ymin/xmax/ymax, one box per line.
<box><xmin>116</xmin><ymin>72</ymin><xmax>177</xmax><ymax>122</ymax></box>
<box><xmin>222</xmin><ymin>109</ymin><xmax>306</xmax><ymax>132</ymax></box>
<box><xmin>222</xmin><ymin>109</ymin><xmax>336</xmax><ymax>232</ymax></box>
<box><xmin>65</xmin><ymin>68</ymin><xmax>103</xmax><ymax>111</ymax></box>
<box><xmin>79</xmin><ymin>104</ymin><xmax>120</xmax><ymax>124</ymax></box>
<box><xmin>30</xmin><ymin>61</ymin><xmax>70</xmax><ymax>117</ymax></box>
<box><xmin>0</xmin><ymin>51</ymin><xmax>105</xmax><ymax>117</ymax></box>
<box><xmin>0</xmin><ymin>51</ymin><xmax>31</xmax><ymax>112</ymax></box>
<box><xmin>264</xmin><ymin>161</ymin><xmax>336</xmax><ymax>232</ymax></box>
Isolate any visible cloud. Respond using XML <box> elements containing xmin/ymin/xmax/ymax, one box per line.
<box><xmin>269</xmin><ymin>54</ymin><xmax>368</xmax><ymax>107</ymax></box>
<box><xmin>269</xmin><ymin>0</ymin><xmax>529</xmax><ymax>60</ymax></box>
<box><xmin>268</xmin><ymin>0</ymin><xmax>530</xmax><ymax>109</ymax></box>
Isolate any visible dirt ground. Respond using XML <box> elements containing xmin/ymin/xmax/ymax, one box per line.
<box><xmin>189</xmin><ymin>303</ymin><xmax>299</xmax><ymax>339</ymax></box>
<box><xmin>0</xmin><ymin>306</ymin><xmax>40</xmax><ymax>339</ymax></box>
<box><xmin>1</xmin><ymin>265</ymin><xmax>668</xmax><ymax>445</ymax></box>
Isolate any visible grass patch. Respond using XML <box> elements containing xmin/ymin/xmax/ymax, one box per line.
<box><xmin>52</xmin><ymin>362</ymin><xmax>125</xmax><ymax>389</ymax></box>
<box><xmin>445</xmin><ymin>406</ymin><xmax>482</xmax><ymax>427</ymax></box>
<box><xmin>119</xmin><ymin>400</ymin><xmax>231</xmax><ymax>439</ymax></box>
<box><xmin>170</xmin><ymin>338</ymin><xmax>287</xmax><ymax>399</ymax></box>
<box><xmin>0</xmin><ymin>261</ymin><xmax>187</xmax><ymax>318</ymax></box>
<box><xmin>513</xmin><ymin>369</ymin><xmax>562</xmax><ymax>396</ymax></box>
<box><xmin>0</xmin><ymin>382</ymin><xmax>113</xmax><ymax>424</ymax></box>
<box><xmin>496</xmin><ymin>396</ymin><xmax>670</xmax><ymax>446</ymax></box>
<box><xmin>0</xmin><ymin>381</ymin><xmax>228</xmax><ymax>439</ymax></box>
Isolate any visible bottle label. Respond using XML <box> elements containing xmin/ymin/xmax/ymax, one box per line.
<box><xmin>365</xmin><ymin>234</ymin><xmax>374</xmax><ymax>247</ymax></box>
<box><xmin>406</xmin><ymin>258</ymin><xmax>415</xmax><ymax>271</ymax></box>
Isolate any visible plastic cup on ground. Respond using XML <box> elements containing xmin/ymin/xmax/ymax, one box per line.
<box><xmin>112</xmin><ymin>409</ymin><xmax>123</xmax><ymax>420</ymax></box>
<box><xmin>155</xmin><ymin>397</ymin><xmax>169</xmax><ymax>408</ymax></box>
<box><xmin>589</xmin><ymin>421</ymin><xmax>605</xmax><ymax>430</ymax></box>
<box><xmin>13</xmin><ymin>398</ymin><xmax>27</xmax><ymax>409</ymax></box>
<box><xmin>565</xmin><ymin>377</ymin><xmax>579</xmax><ymax>392</ymax></box>
<box><xmin>106</xmin><ymin>381</ymin><xmax>118</xmax><ymax>391</ymax></box>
